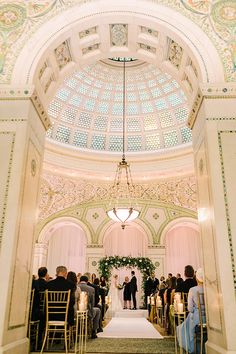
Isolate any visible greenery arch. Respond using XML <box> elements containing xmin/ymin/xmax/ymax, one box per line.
<box><xmin>98</xmin><ymin>256</ymin><xmax>155</xmax><ymax>281</ymax></box>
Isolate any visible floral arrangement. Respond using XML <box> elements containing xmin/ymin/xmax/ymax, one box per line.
<box><xmin>98</xmin><ymin>255</ymin><xmax>155</xmax><ymax>281</ymax></box>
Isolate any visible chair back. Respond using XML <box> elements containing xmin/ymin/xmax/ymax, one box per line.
<box><xmin>39</xmin><ymin>291</ymin><xmax>46</xmax><ymax>314</ymax></box>
<box><xmin>181</xmin><ymin>292</ymin><xmax>188</xmax><ymax>312</ymax></box>
<box><xmin>197</xmin><ymin>292</ymin><xmax>206</xmax><ymax>325</ymax></box>
<box><xmin>29</xmin><ymin>289</ymin><xmax>35</xmax><ymax>321</ymax></box>
<box><xmin>45</xmin><ymin>290</ymin><xmax>71</xmax><ymax>323</ymax></box>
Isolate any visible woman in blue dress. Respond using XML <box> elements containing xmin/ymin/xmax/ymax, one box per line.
<box><xmin>177</xmin><ymin>268</ymin><xmax>205</xmax><ymax>353</ymax></box>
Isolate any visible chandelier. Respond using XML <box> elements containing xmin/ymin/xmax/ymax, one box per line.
<box><xmin>107</xmin><ymin>59</ymin><xmax>140</xmax><ymax>224</ymax></box>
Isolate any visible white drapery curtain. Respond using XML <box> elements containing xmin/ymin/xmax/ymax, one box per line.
<box><xmin>165</xmin><ymin>224</ymin><xmax>201</xmax><ymax>276</ymax></box>
<box><xmin>46</xmin><ymin>224</ymin><xmax>86</xmax><ymax>277</ymax></box>
<box><xmin>104</xmin><ymin>224</ymin><xmax>147</xmax><ymax>257</ymax></box>
<box><xmin>104</xmin><ymin>224</ymin><xmax>148</xmax><ymax>307</ymax></box>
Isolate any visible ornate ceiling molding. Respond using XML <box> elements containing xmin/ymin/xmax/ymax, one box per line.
<box><xmin>39</xmin><ymin>171</ymin><xmax>197</xmax><ymax>221</ymax></box>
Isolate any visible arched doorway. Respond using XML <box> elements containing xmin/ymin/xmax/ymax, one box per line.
<box><xmin>46</xmin><ymin>223</ymin><xmax>86</xmax><ymax>276</ymax></box>
<box><xmin>35</xmin><ymin>218</ymin><xmax>88</xmax><ymax>276</ymax></box>
<box><xmin>165</xmin><ymin>221</ymin><xmax>201</xmax><ymax>276</ymax></box>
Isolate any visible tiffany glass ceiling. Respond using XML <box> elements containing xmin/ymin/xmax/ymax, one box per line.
<box><xmin>47</xmin><ymin>59</ymin><xmax>191</xmax><ymax>153</ymax></box>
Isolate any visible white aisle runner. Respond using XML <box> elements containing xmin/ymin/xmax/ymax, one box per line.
<box><xmin>98</xmin><ymin>310</ymin><xmax>163</xmax><ymax>339</ymax></box>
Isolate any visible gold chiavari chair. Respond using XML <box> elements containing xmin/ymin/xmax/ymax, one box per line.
<box><xmin>28</xmin><ymin>289</ymin><xmax>40</xmax><ymax>351</ymax></box>
<box><xmin>40</xmin><ymin>290</ymin><xmax>71</xmax><ymax>353</ymax></box>
<box><xmin>181</xmin><ymin>292</ymin><xmax>189</xmax><ymax>313</ymax></box>
<box><xmin>194</xmin><ymin>292</ymin><xmax>207</xmax><ymax>354</ymax></box>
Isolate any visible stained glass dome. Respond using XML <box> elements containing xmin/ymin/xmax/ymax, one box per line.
<box><xmin>47</xmin><ymin>59</ymin><xmax>191</xmax><ymax>153</ymax></box>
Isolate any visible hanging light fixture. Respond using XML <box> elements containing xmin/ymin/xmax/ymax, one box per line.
<box><xmin>107</xmin><ymin>59</ymin><xmax>140</xmax><ymax>224</ymax></box>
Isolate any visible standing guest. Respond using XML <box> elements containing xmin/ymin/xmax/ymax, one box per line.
<box><xmin>100</xmin><ymin>276</ymin><xmax>108</xmax><ymax>294</ymax></box>
<box><xmin>130</xmin><ymin>270</ymin><xmax>137</xmax><ymax>310</ymax></box>
<box><xmin>144</xmin><ymin>273</ymin><xmax>154</xmax><ymax>309</ymax></box>
<box><xmin>177</xmin><ymin>268</ymin><xmax>205</xmax><ymax>353</ymax></box>
<box><xmin>175</xmin><ymin>265</ymin><xmax>197</xmax><ymax>293</ymax></box>
<box><xmin>152</xmin><ymin>274</ymin><xmax>160</xmax><ymax>293</ymax></box>
<box><xmin>91</xmin><ymin>273</ymin><xmax>97</xmax><ymax>283</ymax></box>
<box><xmin>46</xmin><ymin>266</ymin><xmax>75</xmax><ymax>326</ymax></box>
<box><xmin>122</xmin><ymin>276</ymin><xmax>131</xmax><ymax>309</ymax></box>
<box><xmin>166</xmin><ymin>273</ymin><xmax>173</xmax><ymax>288</ymax></box>
<box><xmin>67</xmin><ymin>271</ymin><xmax>81</xmax><ymax>314</ymax></box>
<box><xmin>159</xmin><ymin>276</ymin><xmax>167</xmax><ymax>290</ymax></box>
<box><xmin>78</xmin><ymin>275</ymin><xmax>101</xmax><ymax>338</ymax></box>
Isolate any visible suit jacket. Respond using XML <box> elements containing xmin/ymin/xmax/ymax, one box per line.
<box><xmin>130</xmin><ymin>275</ymin><xmax>137</xmax><ymax>292</ymax></box>
<box><xmin>144</xmin><ymin>277</ymin><xmax>154</xmax><ymax>296</ymax></box>
<box><xmin>46</xmin><ymin>276</ymin><xmax>75</xmax><ymax>325</ymax></box>
<box><xmin>78</xmin><ymin>282</ymin><xmax>95</xmax><ymax>319</ymax></box>
<box><xmin>175</xmin><ymin>278</ymin><xmax>197</xmax><ymax>293</ymax></box>
<box><xmin>87</xmin><ymin>282</ymin><xmax>100</xmax><ymax>306</ymax></box>
<box><xmin>34</xmin><ymin>277</ymin><xmax>48</xmax><ymax>292</ymax></box>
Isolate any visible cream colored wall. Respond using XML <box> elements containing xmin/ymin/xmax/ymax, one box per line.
<box><xmin>0</xmin><ymin>91</ymin><xmax>48</xmax><ymax>354</ymax></box>
<box><xmin>189</xmin><ymin>83</ymin><xmax>236</xmax><ymax>354</ymax></box>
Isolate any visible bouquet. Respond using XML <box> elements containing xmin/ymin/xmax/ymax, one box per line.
<box><xmin>117</xmin><ymin>283</ymin><xmax>123</xmax><ymax>290</ymax></box>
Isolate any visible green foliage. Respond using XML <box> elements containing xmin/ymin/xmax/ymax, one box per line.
<box><xmin>98</xmin><ymin>255</ymin><xmax>155</xmax><ymax>281</ymax></box>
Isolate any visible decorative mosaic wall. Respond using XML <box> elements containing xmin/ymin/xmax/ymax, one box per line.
<box><xmin>39</xmin><ymin>171</ymin><xmax>197</xmax><ymax>218</ymax></box>
<box><xmin>0</xmin><ymin>0</ymin><xmax>235</xmax><ymax>84</ymax></box>
<box><xmin>37</xmin><ymin>171</ymin><xmax>197</xmax><ymax>244</ymax></box>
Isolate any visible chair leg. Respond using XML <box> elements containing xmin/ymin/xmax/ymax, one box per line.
<box><xmin>40</xmin><ymin>327</ymin><xmax>48</xmax><ymax>353</ymax></box>
<box><xmin>64</xmin><ymin>327</ymin><xmax>68</xmax><ymax>353</ymax></box>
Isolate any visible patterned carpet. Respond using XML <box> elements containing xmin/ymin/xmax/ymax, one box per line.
<box><xmin>86</xmin><ymin>337</ymin><xmax>175</xmax><ymax>353</ymax></box>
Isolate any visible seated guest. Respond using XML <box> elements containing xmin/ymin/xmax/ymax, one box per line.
<box><xmin>176</xmin><ymin>273</ymin><xmax>183</xmax><ymax>283</ymax></box>
<box><xmin>67</xmin><ymin>271</ymin><xmax>81</xmax><ymax>314</ymax></box>
<box><xmin>32</xmin><ymin>267</ymin><xmax>49</xmax><ymax>348</ymax></box>
<box><xmin>176</xmin><ymin>277</ymin><xmax>184</xmax><ymax>289</ymax></box>
<box><xmin>78</xmin><ymin>275</ymin><xmax>101</xmax><ymax>338</ymax></box>
<box><xmin>164</xmin><ymin>276</ymin><xmax>177</xmax><ymax>334</ymax></box>
<box><xmin>177</xmin><ymin>268</ymin><xmax>205</xmax><ymax>353</ymax></box>
<box><xmin>175</xmin><ymin>265</ymin><xmax>197</xmax><ymax>293</ymax></box>
<box><xmin>46</xmin><ymin>265</ymin><xmax>75</xmax><ymax>326</ymax></box>
<box><xmin>34</xmin><ymin>267</ymin><xmax>49</xmax><ymax>291</ymax></box>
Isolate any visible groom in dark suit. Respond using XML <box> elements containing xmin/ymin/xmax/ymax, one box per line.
<box><xmin>130</xmin><ymin>270</ymin><xmax>137</xmax><ymax>310</ymax></box>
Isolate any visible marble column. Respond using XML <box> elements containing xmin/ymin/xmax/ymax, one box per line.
<box><xmin>0</xmin><ymin>87</ymin><xmax>50</xmax><ymax>354</ymax></box>
<box><xmin>32</xmin><ymin>242</ymin><xmax>48</xmax><ymax>275</ymax></box>
<box><xmin>188</xmin><ymin>84</ymin><xmax>236</xmax><ymax>354</ymax></box>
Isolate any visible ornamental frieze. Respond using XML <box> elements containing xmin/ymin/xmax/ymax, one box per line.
<box><xmin>39</xmin><ymin>172</ymin><xmax>197</xmax><ymax>220</ymax></box>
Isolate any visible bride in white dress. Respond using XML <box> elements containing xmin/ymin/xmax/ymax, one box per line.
<box><xmin>105</xmin><ymin>274</ymin><xmax>123</xmax><ymax>318</ymax></box>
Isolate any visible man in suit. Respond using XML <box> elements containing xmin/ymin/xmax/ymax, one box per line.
<box><xmin>175</xmin><ymin>265</ymin><xmax>197</xmax><ymax>293</ymax></box>
<box><xmin>34</xmin><ymin>267</ymin><xmax>49</xmax><ymax>291</ymax></box>
<box><xmin>78</xmin><ymin>275</ymin><xmax>101</xmax><ymax>338</ymax></box>
<box><xmin>130</xmin><ymin>270</ymin><xmax>137</xmax><ymax>310</ymax></box>
<box><xmin>46</xmin><ymin>265</ymin><xmax>75</xmax><ymax>326</ymax></box>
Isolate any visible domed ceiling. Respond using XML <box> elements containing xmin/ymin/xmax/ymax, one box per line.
<box><xmin>47</xmin><ymin>58</ymin><xmax>191</xmax><ymax>153</ymax></box>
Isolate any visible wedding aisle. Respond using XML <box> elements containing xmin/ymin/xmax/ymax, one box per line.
<box><xmin>98</xmin><ymin>310</ymin><xmax>163</xmax><ymax>339</ymax></box>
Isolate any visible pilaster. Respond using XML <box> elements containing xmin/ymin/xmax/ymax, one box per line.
<box><xmin>188</xmin><ymin>83</ymin><xmax>236</xmax><ymax>354</ymax></box>
<box><xmin>0</xmin><ymin>87</ymin><xmax>50</xmax><ymax>353</ymax></box>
